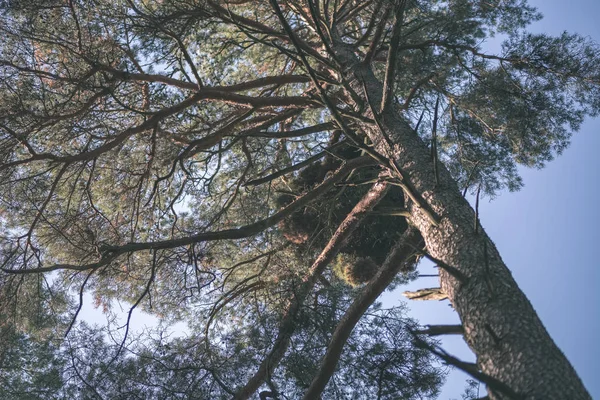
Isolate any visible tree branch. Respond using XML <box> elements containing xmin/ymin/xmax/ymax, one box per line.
<box><xmin>414</xmin><ymin>324</ymin><xmax>464</xmax><ymax>336</ymax></box>
<box><xmin>302</xmin><ymin>227</ymin><xmax>423</xmax><ymax>399</ymax></box>
<box><xmin>244</xmin><ymin>140</ymin><xmax>349</xmax><ymax>187</ymax></box>
<box><xmin>380</xmin><ymin>0</ymin><xmax>406</xmax><ymax>113</ymax></box>
<box><xmin>3</xmin><ymin>157</ymin><xmax>375</xmax><ymax>274</ymax></box>
<box><xmin>233</xmin><ymin>180</ymin><xmax>390</xmax><ymax>400</ymax></box>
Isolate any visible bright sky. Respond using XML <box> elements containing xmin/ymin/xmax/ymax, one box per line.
<box><xmin>390</xmin><ymin>0</ymin><xmax>600</xmax><ymax>397</ymax></box>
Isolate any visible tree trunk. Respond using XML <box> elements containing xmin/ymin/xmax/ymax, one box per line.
<box><xmin>334</xmin><ymin>43</ymin><xmax>590</xmax><ymax>400</ymax></box>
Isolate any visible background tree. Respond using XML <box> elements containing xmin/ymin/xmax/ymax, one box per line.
<box><xmin>0</xmin><ymin>0</ymin><xmax>598</xmax><ymax>399</ymax></box>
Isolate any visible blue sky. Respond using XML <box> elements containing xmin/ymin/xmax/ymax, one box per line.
<box><xmin>390</xmin><ymin>0</ymin><xmax>600</xmax><ymax>397</ymax></box>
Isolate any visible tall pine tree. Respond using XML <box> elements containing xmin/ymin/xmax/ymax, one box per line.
<box><xmin>1</xmin><ymin>1</ymin><xmax>598</xmax><ymax>398</ymax></box>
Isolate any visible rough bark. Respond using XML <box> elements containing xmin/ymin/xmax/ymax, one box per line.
<box><xmin>334</xmin><ymin>43</ymin><xmax>591</xmax><ymax>400</ymax></box>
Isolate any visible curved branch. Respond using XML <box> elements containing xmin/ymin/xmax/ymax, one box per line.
<box><xmin>233</xmin><ymin>180</ymin><xmax>390</xmax><ymax>400</ymax></box>
<box><xmin>244</xmin><ymin>139</ymin><xmax>349</xmax><ymax>187</ymax></box>
<box><xmin>245</xmin><ymin>122</ymin><xmax>335</xmax><ymax>139</ymax></box>
<box><xmin>206</xmin><ymin>0</ymin><xmax>332</xmax><ymax>68</ymax></box>
<box><xmin>3</xmin><ymin>156</ymin><xmax>375</xmax><ymax>274</ymax></box>
<box><xmin>302</xmin><ymin>227</ymin><xmax>423</xmax><ymax>399</ymax></box>
<box><xmin>1</xmin><ymin>90</ymin><xmax>318</xmax><ymax>172</ymax></box>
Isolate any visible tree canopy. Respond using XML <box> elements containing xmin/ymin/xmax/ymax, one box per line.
<box><xmin>1</xmin><ymin>0</ymin><xmax>598</xmax><ymax>399</ymax></box>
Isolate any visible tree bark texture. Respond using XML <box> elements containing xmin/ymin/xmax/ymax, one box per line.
<box><xmin>334</xmin><ymin>43</ymin><xmax>590</xmax><ymax>400</ymax></box>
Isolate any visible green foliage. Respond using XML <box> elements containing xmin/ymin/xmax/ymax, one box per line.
<box><xmin>0</xmin><ymin>328</ymin><xmax>65</xmax><ymax>400</ymax></box>
<box><xmin>452</xmin><ymin>379</ymin><xmax>481</xmax><ymax>400</ymax></box>
<box><xmin>0</xmin><ymin>292</ymin><xmax>443</xmax><ymax>400</ymax></box>
<box><xmin>333</xmin><ymin>253</ymin><xmax>379</xmax><ymax>287</ymax></box>
<box><xmin>1</xmin><ymin>0</ymin><xmax>599</xmax><ymax>398</ymax></box>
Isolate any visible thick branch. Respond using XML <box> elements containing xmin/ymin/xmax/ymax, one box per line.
<box><xmin>100</xmin><ymin>65</ymin><xmax>311</xmax><ymax>91</ymax></box>
<box><xmin>4</xmin><ymin>157</ymin><xmax>375</xmax><ymax>274</ymax></box>
<box><xmin>1</xmin><ymin>90</ymin><xmax>318</xmax><ymax>172</ymax></box>
<box><xmin>414</xmin><ymin>324</ymin><xmax>464</xmax><ymax>336</ymax></box>
<box><xmin>206</xmin><ymin>0</ymin><xmax>332</xmax><ymax>67</ymax></box>
<box><xmin>233</xmin><ymin>180</ymin><xmax>390</xmax><ymax>400</ymax></box>
<box><xmin>380</xmin><ymin>0</ymin><xmax>406</xmax><ymax>113</ymax></box>
<box><xmin>244</xmin><ymin>140</ymin><xmax>348</xmax><ymax>187</ymax></box>
<box><xmin>403</xmin><ymin>287</ymin><xmax>448</xmax><ymax>301</ymax></box>
<box><xmin>245</xmin><ymin>122</ymin><xmax>336</xmax><ymax>139</ymax></box>
<box><xmin>302</xmin><ymin>227</ymin><xmax>423</xmax><ymax>400</ymax></box>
